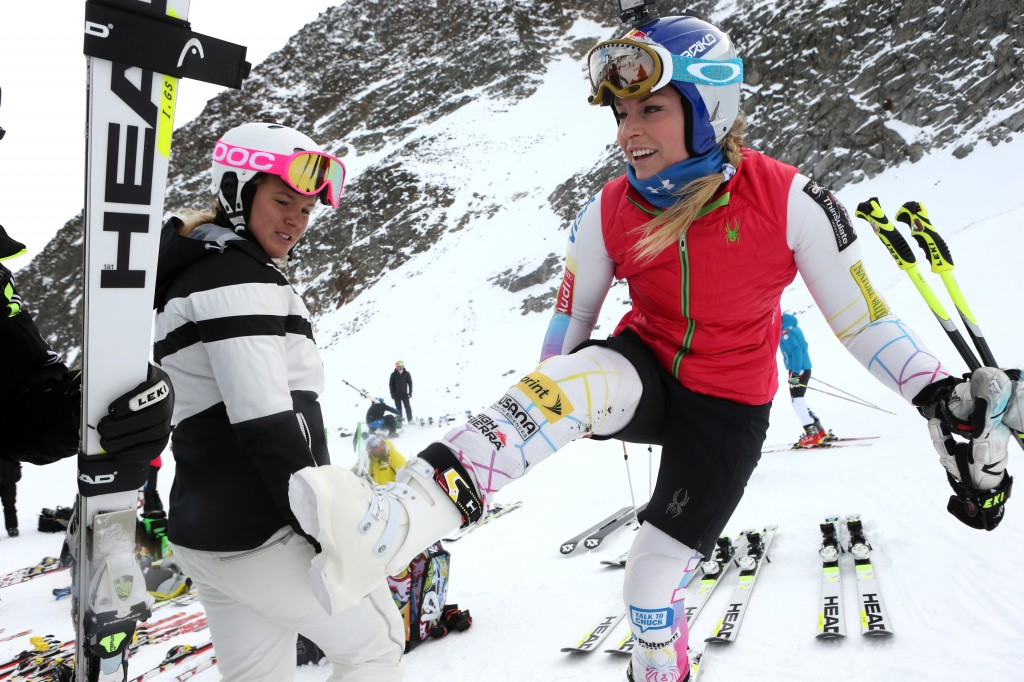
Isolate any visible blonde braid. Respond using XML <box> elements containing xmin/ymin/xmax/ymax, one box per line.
<box><xmin>633</xmin><ymin>116</ymin><xmax>748</xmax><ymax>263</ymax></box>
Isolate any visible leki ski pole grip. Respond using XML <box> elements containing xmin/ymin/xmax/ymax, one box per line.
<box><xmin>896</xmin><ymin>201</ymin><xmax>955</xmax><ymax>272</ymax></box>
<box><xmin>855</xmin><ymin>198</ymin><xmax>917</xmax><ymax>269</ymax></box>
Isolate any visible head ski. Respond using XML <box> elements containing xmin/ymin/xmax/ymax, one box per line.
<box><xmin>845</xmin><ymin>514</ymin><xmax>894</xmax><ymax>636</ymax></box>
<box><xmin>705</xmin><ymin>525</ymin><xmax>778</xmax><ymax>643</ymax></box>
<box><xmin>816</xmin><ymin>516</ymin><xmax>846</xmax><ymax>639</ymax></box>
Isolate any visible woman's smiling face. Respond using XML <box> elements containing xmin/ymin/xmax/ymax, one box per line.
<box><xmin>615</xmin><ymin>89</ymin><xmax>689</xmax><ymax>180</ymax></box>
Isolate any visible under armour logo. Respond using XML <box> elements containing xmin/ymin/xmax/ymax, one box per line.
<box><xmin>646</xmin><ymin>178</ymin><xmax>677</xmax><ymax>194</ymax></box>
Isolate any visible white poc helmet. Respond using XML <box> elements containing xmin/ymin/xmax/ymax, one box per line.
<box><xmin>210</xmin><ymin>122</ymin><xmax>325</xmax><ymax>231</ymax></box>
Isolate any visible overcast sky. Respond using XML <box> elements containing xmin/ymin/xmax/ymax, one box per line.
<box><xmin>0</xmin><ymin>2</ymin><xmax>339</xmax><ymax>271</ymax></box>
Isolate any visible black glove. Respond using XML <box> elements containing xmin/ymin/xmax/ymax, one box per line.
<box><xmin>913</xmin><ymin>368</ymin><xmax>1016</xmax><ymax>530</ymax></box>
<box><xmin>11</xmin><ymin>365</ymin><xmax>80</xmax><ymax>465</ymax></box>
<box><xmin>96</xmin><ymin>364</ymin><xmax>174</xmax><ymax>463</ymax></box>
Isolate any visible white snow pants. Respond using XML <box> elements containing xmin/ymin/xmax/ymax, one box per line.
<box><xmin>623</xmin><ymin>523</ymin><xmax>701</xmax><ymax>680</ymax></box>
<box><xmin>172</xmin><ymin>527</ymin><xmax>405</xmax><ymax>682</ymax></box>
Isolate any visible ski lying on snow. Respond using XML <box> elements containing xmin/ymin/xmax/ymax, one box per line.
<box><xmin>583</xmin><ymin>503</ymin><xmax>645</xmax><ymax>551</ymax></box>
<box><xmin>603</xmin><ymin>623</ymin><xmax>636</xmax><ymax>657</ymax></box>
<box><xmin>0</xmin><ymin>613</ymin><xmax>209</xmax><ymax>679</ymax></box>
<box><xmin>172</xmin><ymin>654</ymin><xmax>217</xmax><ymax>680</ymax></box>
<box><xmin>151</xmin><ymin>591</ymin><xmax>200</xmax><ymax>612</ymax></box>
<box><xmin>0</xmin><ymin>630</ymin><xmax>32</xmax><ymax>644</ymax></box>
<box><xmin>685</xmin><ymin>532</ymin><xmax>746</xmax><ymax>627</ymax></box>
<box><xmin>816</xmin><ymin>516</ymin><xmax>846</xmax><ymax>639</ymax></box>
<box><xmin>599</xmin><ymin>550</ymin><xmax>629</xmax><ymax>568</ymax></box>
<box><xmin>128</xmin><ymin>642</ymin><xmax>214</xmax><ymax>682</ymax></box>
<box><xmin>559</xmin><ymin>506</ymin><xmax>633</xmax><ymax>555</ymax></box>
<box><xmin>762</xmin><ymin>436</ymin><xmax>879</xmax><ymax>454</ymax></box>
<box><xmin>0</xmin><ymin>557</ymin><xmax>68</xmax><ymax>589</ymax></box>
<box><xmin>560</xmin><ymin>612</ymin><xmax>625</xmax><ymax>653</ymax></box>
<box><xmin>705</xmin><ymin>525</ymin><xmax>778</xmax><ymax>643</ymax></box>
<box><xmin>845</xmin><ymin>514</ymin><xmax>893</xmax><ymax>636</ymax></box>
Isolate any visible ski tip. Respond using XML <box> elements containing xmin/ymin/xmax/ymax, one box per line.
<box><xmin>862</xmin><ymin>629</ymin><xmax>894</xmax><ymax>638</ymax></box>
<box><xmin>703</xmin><ymin>635</ymin><xmax>732</xmax><ymax>644</ymax></box>
<box><xmin>815</xmin><ymin>632</ymin><xmax>847</xmax><ymax>640</ymax></box>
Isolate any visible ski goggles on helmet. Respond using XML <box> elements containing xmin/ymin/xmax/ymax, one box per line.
<box><xmin>212</xmin><ymin>140</ymin><xmax>347</xmax><ymax>208</ymax></box>
<box><xmin>586</xmin><ymin>38</ymin><xmax>743</xmax><ymax>105</ymax></box>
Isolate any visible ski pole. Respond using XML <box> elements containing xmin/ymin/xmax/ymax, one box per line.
<box><xmin>895</xmin><ymin>200</ymin><xmax>1024</xmax><ymax>450</ymax></box>
<box><xmin>802</xmin><ymin>385</ymin><xmax>897</xmax><ymax>414</ymax></box>
<box><xmin>809</xmin><ymin>376</ymin><xmax>893</xmax><ymax>412</ymax></box>
<box><xmin>858</xmin><ymin>199</ymin><xmax>1024</xmax><ymax>449</ymax></box>
<box><xmin>894</xmin><ymin>201</ymin><xmax>996</xmax><ymax>367</ymax></box>
<box><xmin>621</xmin><ymin>442</ymin><xmax>640</xmax><ymax>526</ymax></box>
<box><xmin>855</xmin><ymin>198</ymin><xmax>980</xmax><ymax>370</ymax></box>
<box><xmin>341</xmin><ymin>378</ymin><xmax>374</xmax><ymax>401</ymax></box>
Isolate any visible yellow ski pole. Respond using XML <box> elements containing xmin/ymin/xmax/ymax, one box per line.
<box><xmin>854</xmin><ymin>198</ymin><xmax>980</xmax><ymax>371</ymax></box>
<box><xmin>858</xmin><ymin>198</ymin><xmax>1023</xmax><ymax>449</ymax></box>
<box><xmin>894</xmin><ymin>201</ymin><xmax>997</xmax><ymax>367</ymax></box>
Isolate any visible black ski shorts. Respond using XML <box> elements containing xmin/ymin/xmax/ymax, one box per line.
<box><xmin>576</xmin><ymin>329</ymin><xmax>771</xmax><ymax>557</ymax></box>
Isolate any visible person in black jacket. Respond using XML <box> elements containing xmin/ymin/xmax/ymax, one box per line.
<box><xmin>366</xmin><ymin>399</ymin><xmax>402</xmax><ymax>437</ymax></box>
<box><xmin>153</xmin><ymin>122</ymin><xmax>403</xmax><ymax>681</ymax></box>
<box><xmin>1</xmin><ymin>85</ymin><xmax>172</xmax><ymax>475</ymax></box>
<box><xmin>389</xmin><ymin>361</ymin><xmax>413</xmax><ymax>422</ymax></box>
<box><xmin>1</xmin><ymin>226</ymin><xmax>173</xmax><ymax>486</ymax></box>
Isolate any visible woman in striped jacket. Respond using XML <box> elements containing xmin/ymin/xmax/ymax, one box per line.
<box><xmin>153</xmin><ymin>122</ymin><xmax>404</xmax><ymax>682</ymax></box>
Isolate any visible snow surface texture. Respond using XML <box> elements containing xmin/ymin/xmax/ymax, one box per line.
<box><xmin>3</xmin><ymin>92</ymin><xmax>1024</xmax><ymax>682</ymax></box>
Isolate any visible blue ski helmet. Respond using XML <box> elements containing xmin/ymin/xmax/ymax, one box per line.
<box><xmin>590</xmin><ymin>15</ymin><xmax>743</xmax><ymax>156</ymax></box>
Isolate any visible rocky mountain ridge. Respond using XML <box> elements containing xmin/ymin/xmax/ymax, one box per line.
<box><xmin>17</xmin><ymin>0</ymin><xmax>1024</xmax><ymax>363</ymax></box>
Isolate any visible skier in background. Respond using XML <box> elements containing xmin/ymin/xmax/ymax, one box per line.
<box><xmin>779</xmin><ymin>312</ymin><xmax>831</xmax><ymax>447</ymax></box>
<box><xmin>153</xmin><ymin>122</ymin><xmax>403</xmax><ymax>682</ymax></box>
<box><xmin>389</xmin><ymin>361</ymin><xmax>413</xmax><ymax>423</ymax></box>
<box><xmin>366</xmin><ymin>398</ymin><xmax>402</xmax><ymax>437</ymax></box>
<box><xmin>287</xmin><ymin>13</ymin><xmax>1018</xmax><ymax>682</ymax></box>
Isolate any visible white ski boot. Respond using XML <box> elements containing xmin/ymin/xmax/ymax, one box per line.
<box><xmin>289</xmin><ymin>457</ymin><xmax>466</xmax><ymax>615</ymax></box>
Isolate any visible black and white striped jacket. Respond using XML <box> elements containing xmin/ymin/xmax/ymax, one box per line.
<box><xmin>154</xmin><ymin>218</ymin><xmax>329</xmax><ymax>551</ymax></box>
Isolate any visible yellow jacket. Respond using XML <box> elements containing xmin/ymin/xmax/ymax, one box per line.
<box><xmin>369</xmin><ymin>441</ymin><xmax>407</xmax><ymax>485</ymax></box>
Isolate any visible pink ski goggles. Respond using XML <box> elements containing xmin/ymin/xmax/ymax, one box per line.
<box><xmin>213</xmin><ymin>140</ymin><xmax>347</xmax><ymax>208</ymax></box>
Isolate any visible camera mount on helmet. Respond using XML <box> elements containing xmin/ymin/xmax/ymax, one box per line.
<box><xmin>619</xmin><ymin>0</ymin><xmax>660</xmax><ymax>29</ymax></box>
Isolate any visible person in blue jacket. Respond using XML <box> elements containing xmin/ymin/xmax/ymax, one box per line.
<box><xmin>780</xmin><ymin>312</ymin><xmax>830</xmax><ymax>447</ymax></box>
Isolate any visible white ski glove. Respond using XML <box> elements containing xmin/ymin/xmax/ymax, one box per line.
<box><xmin>913</xmin><ymin>367</ymin><xmax>1015</xmax><ymax>530</ymax></box>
